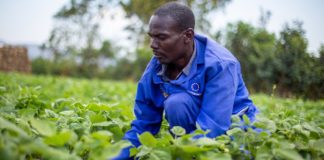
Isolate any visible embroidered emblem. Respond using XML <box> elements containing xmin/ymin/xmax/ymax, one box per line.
<box><xmin>191</xmin><ymin>83</ymin><xmax>200</xmax><ymax>92</ymax></box>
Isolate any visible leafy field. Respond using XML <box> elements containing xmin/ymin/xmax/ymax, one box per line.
<box><xmin>0</xmin><ymin>72</ymin><xmax>323</xmax><ymax>160</ymax></box>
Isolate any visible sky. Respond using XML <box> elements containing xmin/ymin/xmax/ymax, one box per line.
<box><xmin>0</xmin><ymin>0</ymin><xmax>323</xmax><ymax>54</ymax></box>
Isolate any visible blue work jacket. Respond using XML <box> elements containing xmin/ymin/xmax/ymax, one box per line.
<box><xmin>123</xmin><ymin>34</ymin><xmax>258</xmax><ymax>147</ymax></box>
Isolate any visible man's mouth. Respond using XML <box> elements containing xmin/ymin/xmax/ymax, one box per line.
<box><xmin>153</xmin><ymin>51</ymin><xmax>162</xmax><ymax>58</ymax></box>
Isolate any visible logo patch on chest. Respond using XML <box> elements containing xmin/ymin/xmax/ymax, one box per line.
<box><xmin>191</xmin><ymin>83</ymin><xmax>200</xmax><ymax>92</ymax></box>
<box><xmin>188</xmin><ymin>82</ymin><xmax>201</xmax><ymax>96</ymax></box>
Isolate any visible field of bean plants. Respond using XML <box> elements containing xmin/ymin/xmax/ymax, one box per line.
<box><xmin>0</xmin><ymin>72</ymin><xmax>323</xmax><ymax>160</ymax></box>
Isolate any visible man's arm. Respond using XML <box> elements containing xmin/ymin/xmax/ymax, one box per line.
<box><xmin>196</xmin><ymin>61</ymin><xmax>239</xmax><ymax>138</ymax></box>
<box><xmin>124</xmin><ymin>81</ymin><xmax>164</xmax><ymax>147</ymax></box>
<box><xmin>113</xmin><ymin>81</ymin><xmax>163</xmax><ymax>159</ymax></box>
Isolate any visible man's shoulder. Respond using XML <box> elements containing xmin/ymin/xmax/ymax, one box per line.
<box><xmin>195</xmin><ymin>34</ymin><xmax>240</xmax><ymax>75</ymax></box>
<box><xmin>209</xmin><ymin>37</ymin><xmax>237</xmax><ymax>62</ymax></box>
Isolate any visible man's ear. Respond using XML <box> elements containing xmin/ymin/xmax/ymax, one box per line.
<box><xmin>183</xmin><ymin>28</ymin><xmax>194</xmax><ymax>44</ymax></box>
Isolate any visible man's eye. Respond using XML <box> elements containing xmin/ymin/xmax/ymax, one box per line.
<box><xmin>158</xmin><ymin>35</ymin><xmax>166</xmax><ymax>40</ymax></box>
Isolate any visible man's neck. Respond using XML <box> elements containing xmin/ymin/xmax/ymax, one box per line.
<box><xmin>166</xmin><ymin>41</ymin><xmax>195</xmax><ymax>80</ymax></box>
<box><xmin>172</xmin><ymin>41</ymin><xmax>194</xmax><ymax>70</ymax></box>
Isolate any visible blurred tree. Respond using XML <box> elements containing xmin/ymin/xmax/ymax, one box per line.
<box><xmin>43</xmin><ymin>0</ymin><xmax>118</xmax><ymax>78</ymax></box>
<box><xmin>273</xmin><ymin>21</ymin><xmax>324</xmax><ymax>98</ymax></box>
<box><xmin>258</xmin><ymin>8</ymin><xmax>271</xmax><ymax>28</ymax></box>
<box><xmin>222</xmin><ymin>20</ymin><xmax>323</xmax><ymax>99</ymax></box>
<box><xmin>132</xmin><ymin>47</ymin><xmax>152</xmax><ymax>80</ymax></box>
<box><xmin>316</xmin><ymin>45</ymin><xmax>324</xmax><ymax>98</ymax></box>
<box><xmin>99</xmin><ymin>40</ymin><xmax>115</xmax><ymax>59</ymax></box>
<box><xmin>319</xmin><ymin>44</ymin><xmax>324</xmax><ymax>64</ymax></box>
<box><xmin>101</xmin><ymin>47</ymin><xmax>152</xmax><ymax>81</ymax></box>
<box><xmin>301</xmin><ymin>44</ymin><xmax>324</xmax><ymax>99</ymax></box>
<box><xmin>223</xmin><ymin>21</ymin><xmax>277</xmax><ymax>93</ymax></box>
<box><xmin>32</xmin><ymin>58</ymin><xmax>52</xmax><ymax>75</ymax></box>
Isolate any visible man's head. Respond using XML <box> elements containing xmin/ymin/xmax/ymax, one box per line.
<box><xmin>148</xmin><ymin>2</ymin><xmax>195</xmax><ymax>65</ymax></box>
<box><xmin>154</xmin><ymin>2</ymin><xmax>195</xmax><ymax>32</ymax></box>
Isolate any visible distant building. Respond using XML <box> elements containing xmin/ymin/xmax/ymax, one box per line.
<box><xmin>0</xmin><ymin>45</ymin><xmax>31</xmax><ymax>73</ymax></box>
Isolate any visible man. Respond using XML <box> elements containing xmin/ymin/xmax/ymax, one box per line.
<box><xmin>114</xmin><ymin>2</ymin><xmax>258</xmax><ymax>159</ymax></box>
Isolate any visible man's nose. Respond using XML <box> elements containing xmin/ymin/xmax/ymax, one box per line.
<box><xmin>150</xmin><ymin>38</ymin><xmax>158</xmax><ymax>49</ymax></box>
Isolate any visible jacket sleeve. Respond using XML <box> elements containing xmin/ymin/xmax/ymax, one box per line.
<box><xmin>196</xmin><ymin>61</ymin><xmax>239</xmax><ymax>138</ymax></box>
<box><xmin>123</xmin><ymin>80</ymin><xmax>163</xmax><ymax>147</ymax></box>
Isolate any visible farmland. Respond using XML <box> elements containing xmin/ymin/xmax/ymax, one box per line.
<box><xmin>0</xmin><ymin>72</ymin><xmax>323</xmax><ymax>160</ymax></box>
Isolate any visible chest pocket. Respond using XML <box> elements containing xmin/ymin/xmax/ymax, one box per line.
<box><xmin>186</xmin><ymin>75</ymin><xmax>205</xmax><ymax>96</ymax></box>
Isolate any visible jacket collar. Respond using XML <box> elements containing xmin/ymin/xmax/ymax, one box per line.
<box><xmin>194</xmin><ymin>34</ymin><xmax>207</xmax><ymax>65</ymax></box>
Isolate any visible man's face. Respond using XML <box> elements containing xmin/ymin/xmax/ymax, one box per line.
<box><xmin>148</xmin><ymin>15</ymin><xmax>186</xmax><ymax>64</ymax></box>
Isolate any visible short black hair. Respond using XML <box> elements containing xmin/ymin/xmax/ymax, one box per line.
<box><xmin>154</xmin><ymin>2</ymin><xmax>195</xmax><ymax>32</ymax></box>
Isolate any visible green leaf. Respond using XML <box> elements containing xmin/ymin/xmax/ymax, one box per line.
<box><xmin>171</xmin><ymin>126</ymin><xmax>186</xmax><ymax>137</ymax></box>
<box><xmin>0</xmin><ymin>86</ymin><xmax>6</xmax><ymax>92</ymax></box>
<box><xmin>0</xmin><ymin>117</ymin><xmax>29</xmax><ymax>138</ymax></box>
<box><xmin>18</xmin><ymin>108</ymin><xmax>38</xmax><ymax>117</ymax></box>
<box><xmin>180</xmin><ymin>145</ymin><xmax>207</xmax><ymax>153</ymax></box>
<box><xmin>309</xmin><ymin>139</ymin><xmax>324</xmax><ymax>151</ymax></box>
<box><xmin>136</xmin><ymin>145</ymin><xmax>152</xmax><ymax>158</ymax></box>
<box><xmin>29</xmin><ymin>118</ymin><xmax>56</xmax><ymax>136</ymax></box>
<box><xmin>200</xmin><ymin>152</ymin><xmax>231</xmax><ymax>160</ymax></box>
<box><xmin>87</xmin><ymin>103</ymin><xmax>110</xmax><ymax>112</ymax></box>
<box><xmin>89</xmin><ymin>112</ymin><xmax>106</xmax><ymax>123</ymax></box>
<box><xmin>22</xmin><ymin>138</ymin><xmax>81</xmax><ymax>160</ymax></box>
<box><xmin>92</xmin><ymin>121</ymin><xmax>115</xmax><ymax>127</ymax></box>
<box><xmin>231</xmin><ymin>115</ymin><xmax>241</xmax><ymax>123</ymax></box>
<box><xmin>273</xmin><ymin>149</ymin><xmax>303</xmax><ymax>160</ymax></box>
<box><xmin>242</xmin><ymin>114</ymin><xmax>250</xmax><ymax>125</ymax></box>
<box><xmin>226</xmin><ymin>127</ymin><xmax>243</xmax><ymax>136</ymax></box>
<box><xmin>97</xmin><ymin>140</ymin><xmax>132</xmax><ymax>160</ymax></box>
<box><xmin>300</xmin><ymin>130</ymin><xmax>310</xmax><ymax>137</ymax></box>
<box><xmin>212</xmin><ymin>153</ymin><xmax>231</xmax><ymax>160</ymax></box>
<box><xmin>138</xmin><ymin>132</ymin><xmax>157</xmax><ymax>147</ymax></box>
<box><xmin>59</xmin><ymin>110</ymin><xmax>75</xmax><ymax>116</ymax></box>
<box><xmin>256</xmin><ymin>146</ymin><xmax>272</xmax><ymax>160</ymax></box>
<box><xmin>215</xmin><ymin>135</ymin><xmax>231</xmax><ymax>143</ymax></box>
<box><xmin>129</xmin><ymin>147</ymin><xmax>139</xmax><ymax>157</ymax></box>
<box><xmin>253</xmin><ymin>118</ymin><xmax>276</xmax><ymax>132</ymax></box>
<box><xmin>45</xmin><ymin>109</ymin><xmax>59</xmax><ymax>118</ymax></box>
<box><xmin>149</xmin><ymin>149</ymin><xmax>172</xmax><ymax>160</ymax></box>
<box><xmin>259</xmin><ymin>131</ymin><xmax>270</xmax><ymax>139</ymax></box>
<box><xmin>292</xmin><ymin>124</ymin><xmax>303</xmax><ymax>131</ymax></box>
<box><xmin>44</xmin><ymin>130</ymin><xmax>76</xmax><ymax>146</ymax></box>
<box><xmin>302</xmin><ymin>122</ymin><xmax>318</xmax><ymax>133</ymax></box>
<box><xmin>91</xmin><ymin>130</ymin><xmax>113</xmax><ymax>142</ymax></box>
<box><xmin>195</xmin><ymin>137</ymin><xmax>221</xmax><ymax>147</ymax></box>
<box><xmin>69</xmin><ymin>122</ymin><xmax>83</xmax><ymax>131</ymax></box>
<box><xmin>193</xmin><ymin>123</ymin><xmax>209</xmax><ymax>135</ymax></box>
<box><xmin>278</xmin><ymin>141</ymin><xmax>295</xmax><ymax>149</ymax></box>
<box><xmin>109</xmin><ymin>126</ymin><xmax>124</xmax><ymax>141</ymax></box>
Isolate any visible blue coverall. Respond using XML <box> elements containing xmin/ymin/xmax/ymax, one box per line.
<box><xmin>113</xmin><ymin>34</ymin><xmax>258</xmax><ymax>159</ymax></box>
